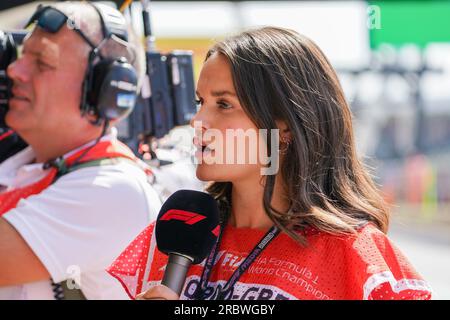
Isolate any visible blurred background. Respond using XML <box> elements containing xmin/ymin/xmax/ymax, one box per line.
<box><xmin>1</xmin><ymin>0</ymin><xmax>449</xmax><ymax>299</ymax></box>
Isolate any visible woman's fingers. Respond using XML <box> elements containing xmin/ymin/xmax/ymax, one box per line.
<box><xmin>136</xmin><ymin>284</ymin><xmax>180</xmax><ymax>300</ymax></box>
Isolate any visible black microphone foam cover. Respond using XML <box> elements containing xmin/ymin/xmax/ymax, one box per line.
<box><xmin>155</xmin><ymin>190</ymin><xmax>220</xmax><ymax>264</ymax></box>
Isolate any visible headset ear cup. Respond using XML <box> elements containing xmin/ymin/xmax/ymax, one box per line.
<box><xmin>82</xmin><ymin>58</ymin><xmax>137</xmax><ymax>123</ymax></box>
<box><xmin>78</xmin><ymin>4</ymin><xmax>134</xmax><ymax>123</ymax></box>
<box><xmin>80</xmin><ymin>73</ymin><xmax>90</xmax><ymax>116</ymax></box>
<box><xmin>94</xmin><ymin>58</ymin><xmax>138</xmax><ymax>122</ymax></box>
<box><xmin>80</xmin><ymin>52</ymin><xmax>98</xmax><ymax>117</ymax></box>
<box><xmin>89</xmin><ymin>59</ymin><xmax>112</xmax><ymax>112</ymax></box>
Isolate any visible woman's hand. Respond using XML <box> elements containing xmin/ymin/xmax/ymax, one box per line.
<box><xmin>136</xmin><ymin>284</ymin><xmax>180</xmax><ymax>300</ymax></box>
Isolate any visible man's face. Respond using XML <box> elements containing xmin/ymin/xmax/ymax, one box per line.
<box><xmin>5</xmin><ymin>26</ymin><xmax>89</xmax><ymax>138</ymax></box>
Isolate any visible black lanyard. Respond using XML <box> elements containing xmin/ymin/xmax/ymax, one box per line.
<box><xmin>193</xmin><ymin>221</ymin><xmax>280</xmax><ymax>300</ymax></box>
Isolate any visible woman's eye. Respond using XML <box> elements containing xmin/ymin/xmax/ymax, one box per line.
<box><xmin>195</xmin><ymin>99</ymin><xmax>202</xmax><ymax>108</ymax></box>
<box><xmin>217</xmin><ymin>101</ymin><xmax>232</xmax><ymax>110</ymax></box>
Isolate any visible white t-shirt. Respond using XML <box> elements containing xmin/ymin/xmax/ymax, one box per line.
<box><xmin>0</xmin><ymin>129</ymin><xmax>162</xmax><ymax>300</ymax></box>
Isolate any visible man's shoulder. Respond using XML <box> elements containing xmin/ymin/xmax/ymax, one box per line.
<box><xmin>55</xmin><ymin>158</ymin><xmax>152</xmax><ymax>190</ymax></box>
<box><xmin>42</xmin><ymin>158</ymin><xmax>160</xmax><ymax>218</ymax></box>
<box><xmin>67</xmin><ymin>156</ymin><xmax>148</xmax><ymax>176</ymax></box>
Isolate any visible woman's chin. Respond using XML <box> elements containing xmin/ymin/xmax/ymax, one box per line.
<box><xmin>196</xmin><ymin>162</ymin><xmax>258</xmax><ymax>183</ymax></box>
<box><xmin>195</xmin><ymin>164</ymin><xmax>229</xmax><ymax>182</ymax></box>
<box><xmin>195</xmin><ymin>165</ymin><xmax>214</xmax><ymax>181</ymax></box>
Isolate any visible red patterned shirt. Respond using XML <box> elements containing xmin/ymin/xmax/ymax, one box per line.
<box><xmin>108</xmin><ymin>222</ymin><xmax>432</xmax><ymax>300</ymax></box>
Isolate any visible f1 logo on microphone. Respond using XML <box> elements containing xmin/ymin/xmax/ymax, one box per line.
<box><xmin>160</xmin><ymin>209</ymin><xmax>206</xmax><ymax>225</ymax></box>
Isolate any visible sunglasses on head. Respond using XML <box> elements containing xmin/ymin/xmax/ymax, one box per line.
<box><xmin>25</xmin><ymin>5</ymin><xmax>97</xmax><ymax>51</ymax></box>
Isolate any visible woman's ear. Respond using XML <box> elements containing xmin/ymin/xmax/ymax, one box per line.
<box><xmin>275</xmin><ymin>120</ymin><xmax>292</xmax><ymax>143</ymax></box>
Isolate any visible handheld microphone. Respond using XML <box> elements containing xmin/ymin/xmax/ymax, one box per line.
<box><xmin>155</xmin><ymin>189</ymin><xmax>220</xmax><ymax>296</ymax></box>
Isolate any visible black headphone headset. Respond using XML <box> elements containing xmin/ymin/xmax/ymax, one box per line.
<box><xmin>80</xmin><ymin>2</ymin><xmax>138</xmax><ymax>124</ymax></box>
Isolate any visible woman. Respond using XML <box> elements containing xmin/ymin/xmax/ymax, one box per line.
<box><xmin>108</xmin><ymin>27</ymin><xmax>432</xmax><ymax>300</ymax></box>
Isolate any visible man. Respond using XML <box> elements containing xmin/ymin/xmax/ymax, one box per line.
<box><xmin>0</xmin><ymin>2</ymin><xmax>161</xmax><ymax>299</ymax></box>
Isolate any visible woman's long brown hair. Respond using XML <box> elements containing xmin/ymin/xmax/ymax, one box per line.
<box><xmin>205</xmin><ymin>27</ymin><xmax>390</xmax><ymax>245</ymax></box>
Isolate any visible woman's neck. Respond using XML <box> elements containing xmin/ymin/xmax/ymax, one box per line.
<box><xmin>229</xmin><ymin>175</ymin><xmax>289</xmax><ymax>230</ymax></box>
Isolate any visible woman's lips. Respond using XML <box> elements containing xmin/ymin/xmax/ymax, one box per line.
<box><xmin>193</xmin><ymin>142</ymin><xmax>215</xmax><ymax>161</ymax></box>
<box><xmin>194</xmin><ymin>149</ymin><xmax>215</xmax><ymax>162</ymax></box>
<box><xmin>193</xmin><ymin>137</ymin><xmax>215</xmax><ymax>153</ymax></box>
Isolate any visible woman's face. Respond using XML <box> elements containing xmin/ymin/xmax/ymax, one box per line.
<box><xmin>191</xmin><ymin>52</ymin><xmax>267</xmax><ymax>183</ymax></box>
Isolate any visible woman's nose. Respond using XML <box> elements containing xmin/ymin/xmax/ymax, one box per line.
<box><xmin>190</xmin><ymin>105</ymin><xmax>211</xmax><ymax>130</ymax></box>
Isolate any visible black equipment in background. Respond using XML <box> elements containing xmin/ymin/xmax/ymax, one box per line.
<box><xmin>133</xmin><ymin>49</ymin><xmax>196</xmax><ymax>140</ymax></box>
<box><xmin>146</xmin><ymin>50</ymin><xmax>176</xmax><ymax>139</ymax></box>
<box><xmin>0</xmin><ymin>31</ymin><xmax>27</xmax><ymax>162</ymax></box>
<box><xmin>167</xmin><ymin>51</ymin><xmax>197</xmax><ymax>127</ymax></box>
<box><xmin>120</xmin><ymin>49</ymin><xmax>196</xmax><ymax>156</ymax></box>
<box><xmin>0</xmin><ymin>30</ymin><xmax>22</xmax><ymax>125</ymax></box>
<box><xmin>0</xmin><ymin>129</ymin><xmax>27</xmax><ymax>163</ymax></box>
<box><xmin>118</xmin><ymin>0</ymin><xmax>197</xmax><ymax>157</ymax></box>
